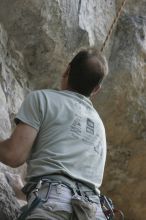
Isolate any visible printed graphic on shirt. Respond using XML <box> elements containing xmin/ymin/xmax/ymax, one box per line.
<box><xmin>86</xmin><ymin>118</ymin><xmax>94</xmax><ymax>135</ymax></box>
<box><xmin>71</xmin><ymin>115</ymin><xmax>82</xmax><ymax>136</ymax></box>
<box><xmin>70</xmin><ymin>102</ymin><xmax>102</xmax><ymax>158</ymax></box>
<box><xmin>94</xmin><ymin>140</ymin><xmax>103</xmax><ymax>157</ymax></box>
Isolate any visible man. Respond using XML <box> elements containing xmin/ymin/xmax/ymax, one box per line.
<box><xmin>0</xmin><ymin>48</ymin><xmax>108</xmax><ymax>220</ymax></box>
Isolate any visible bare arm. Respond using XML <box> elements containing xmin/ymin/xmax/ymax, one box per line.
<box><xmin>0</xmin><ymin>122</ymin><xmax>38</xmax><ymax>168</ymax></box>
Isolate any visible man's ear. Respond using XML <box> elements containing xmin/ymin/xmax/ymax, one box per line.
<box><xmin>91</xmin><ymin>84</ymin><xmax>101</xmax><ymax>97</ymax></box>
<box><xmin>62</xmin><ymin>65</ymin><xmax>70</xmax><ymax>78</ymax></box>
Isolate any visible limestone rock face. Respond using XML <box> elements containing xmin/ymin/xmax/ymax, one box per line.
<box><xmin>0</xmin><ymin>172</ymin><xmax>20</xmax><ymax>220</ymax></box>
<box><xmin>97</xmin><ymin>2</ymin><xmax>146</xmax><ymax>219</ymax></box>
<box><xmin>0</xmin><ymin>0</ymin><xmax>115</xmax><ymax>89</ymax></box>
<box><xmin>0</xmin><ymin>1</ymin><xmax>145</xmax><ymax>220</ymax></box>
<box><xmin>0</xmin><ymin>23</ymin><xmax>27</xmax><ymax>136</ymax></box>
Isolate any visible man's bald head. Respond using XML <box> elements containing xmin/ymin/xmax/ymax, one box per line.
<box><xmin>67</xmin><ymin>48</ymin><xmax>108</xmax><ymax>97</ymax></box>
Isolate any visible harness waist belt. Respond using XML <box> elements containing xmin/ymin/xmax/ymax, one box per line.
<box><xmin>23</xmin><ymin>174</ymin><xmax>100</xmax><ymax>197</ymax></box>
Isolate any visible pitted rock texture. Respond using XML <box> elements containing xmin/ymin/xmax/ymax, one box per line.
<box><xmin>0</xmin><ymin>1</ymin><xmax>145</xmax><ymax>219</ymax></box>
<box><xmin>0</xmin><ymin>172</ymin><xmax>20</xmax><ymax>220</ymax></box>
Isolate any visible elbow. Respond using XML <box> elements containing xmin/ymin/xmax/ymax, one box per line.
<box><xmin>0</xmin><ymin>138</ymin><xmax>26</xmax><ymax>168</ymax></box>
<box><xmin>5</xmin><ymin>160</ymin><xmax>24</xmax><ymax>168</ymax></box>
<box><xmin>7</xmin><ymin>160</ymin><xmax>23</xmax><ymax>168</ymax></box>
<box><xmin>7</xmin><ymin>157</ymin><xmax>24</xmax><ymax>168</ymax></box>
<box><xmin>3</xmin><ymin>152</ymin><xmax>24</xmax><ymax>168</ymax></box>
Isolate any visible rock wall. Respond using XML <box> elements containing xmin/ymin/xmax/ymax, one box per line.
<box><xmin>97</xmin><ymin>1</ymin><xmax>146</xmax><ymax>219</ymax></box>
<box><xmin>0</xmin><ymin>0</ymin><xmax>145</xmax><ymax>219</ymax></box>
<box><xmin>0</xmin><ymin>170</ymin><xmax>20</xmax><ymax>220</ymax></box>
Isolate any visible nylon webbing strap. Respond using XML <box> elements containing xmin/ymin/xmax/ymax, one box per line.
<box><xmin>100</xmin><ymin>0</ymin><xmax>127</xmax><ymax>53</ymax></box>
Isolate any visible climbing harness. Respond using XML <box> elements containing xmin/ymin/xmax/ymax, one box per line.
<box><xmin>101</xmin><ymin>0</ymin><xmax>127</xmax><ymax>52</ymax></box>
<box><xmin>17</xmin><ymin>178</ymin><xmax>85</xmax><ymax>220</ymax></box>
<box><xmin>18</xmin><ymin>177</ymin><xmax>124</xmax><ymax>220</ymax></box>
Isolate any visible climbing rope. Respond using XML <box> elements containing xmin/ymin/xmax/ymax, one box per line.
<box><xmin>100</xmin><ymin>0</ymin><xmax>127</xmax><ymax>53</ymax></box>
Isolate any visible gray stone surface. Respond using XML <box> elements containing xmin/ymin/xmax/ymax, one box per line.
<box><xmin>96</xmin><ymin>2</ymin><xmax>146</xmax><ymax>219</ymax></box>
<box><xmin>0</xmin><ymin>1</ymin><xmax>145</xmax><ymax>219</ymax></box>
<box><xmin>0</xmin><ymin>172</ymin><xmax>20</xmax><ymax>220</ymax></box>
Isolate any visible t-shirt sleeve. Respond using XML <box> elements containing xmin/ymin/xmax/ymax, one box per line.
<box><xmin>15</xmin><ymin>91</ymin><xmax>42</xmax><ymax>131</ymax></box>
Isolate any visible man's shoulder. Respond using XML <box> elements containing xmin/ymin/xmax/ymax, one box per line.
<box><xmin>28</xmin><ymin>89</ymin><xmax>62</xmax><ymax>99</ymax></box>
<box><xmin>91</xmin><ymin>108</ymin><xmax>105</xmax><ymax>130</ymax></box>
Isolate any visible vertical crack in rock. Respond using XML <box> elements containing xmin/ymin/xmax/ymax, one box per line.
<box><xmin>78</xmin><ymin>0</ymin><xmax>82</xmax><ymax>15</ymax></box>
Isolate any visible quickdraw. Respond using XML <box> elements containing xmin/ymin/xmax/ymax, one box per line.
<box><xmin>100</xmin><ymin>195</ymin><xmax>124</xmax><ymax>220</ymax></box>
<box><xmin>17</xmin><ymin>179</ymin><xmax>52</xmax><ymax>220</ymax></box>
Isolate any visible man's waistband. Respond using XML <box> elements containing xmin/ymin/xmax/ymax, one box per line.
<box><xmin>22</xmin><ymin>174</ymin><xmax>100</xmax><ymax>197</ymax></box>
<box><xmin>42</xmin><ymin>174</ymin><xmax>98</xmax><ymax>193</ymax></box>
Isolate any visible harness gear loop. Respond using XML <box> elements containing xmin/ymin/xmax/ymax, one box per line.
<box><xmin>100</xmin><ymin>195</ymin><xmax>125</xmax><ymax>220</ymax></box>
<box><xmin>18</xmin><ymin>179</ymin><xmax>52</xmax><ymax>220</ymax></box>
<box><xmin>101</xmin><ymin>0</ymin><xmax>127</xmax><ymax>53</ymax></box>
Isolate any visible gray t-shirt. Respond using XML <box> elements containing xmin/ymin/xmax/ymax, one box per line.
<box><xmin>15</xmin><ymin>89</ymin><xmax>106</xmax><ymax>191</ymax></box>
